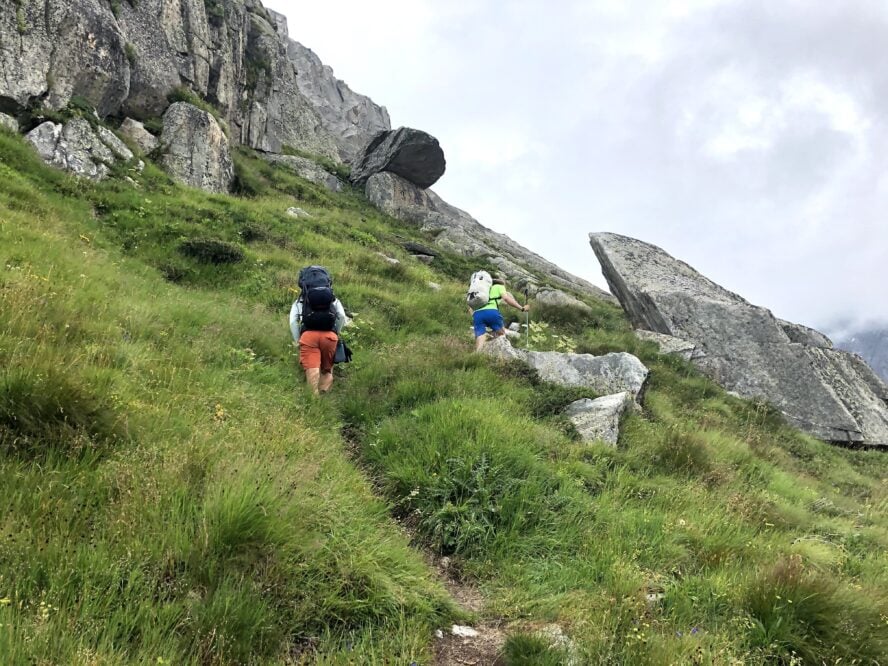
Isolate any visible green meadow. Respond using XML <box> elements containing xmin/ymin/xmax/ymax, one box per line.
<box><xmin>1</xmin><ymin>122</ymin><xmax>886</xmax><ymax>664</ymax></box>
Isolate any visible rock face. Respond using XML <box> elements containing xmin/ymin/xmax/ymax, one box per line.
<box><xmin>481</xmin><ymin>336</ymin><xmax>648</xmax><ymax>399</ymax></box>
<box><xmin>634</xmin><ymin>330</ymin><xmax>703</xmax><ymax>362</ymax></box>
<box><xmin>285</xmin><ymin>40</ymin><xmax>391</xmax><ymax>164</ymax></box>
<box><xmin>351</xmin><ymin>128</ymin><xmax>446</xmax><ymax>188</ymax></box>
<box><xmin>590</xmin><ymin>232</ymin><xmax>888</xmax><ymax>447</ymax></box>
<box><xmin>0</xmin><ymin>113</ymin><xmax>19</xmax><ymax>132</ymax></box>
<box><xmin>366</xmin><ymin>171</ymin><xmax>614</xmax><ymax>304</ymax></box>
<box><xmin>25</xmin><ymin>118</ymin><xmax>127</xmax><ymax>180</ymax></box>
<box><xmin>261</xmin><ymin>154</ymin><xmax>342</xmax><ymax>192</ymax></box>
<box><xmin>835</xmin><ymin>327</ymin><xmax>888</xmax><ymax>383</ymax></box>
<box><xmin>160</xmin><ymin>103</ymin><xmax>233</xmax><ymax>194</ymax></box>
<box><xmin>565</xmin><ymin>392</ymin><xmax>635</xmax><ymax>446</ymax></box>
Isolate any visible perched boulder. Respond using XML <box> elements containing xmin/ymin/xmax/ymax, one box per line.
<box><xmin>0</xmin><ymin>113</ymin><xmax>18</xmax><ymax>133</ymax></box>
<box><xmin>634</xmin><ymin>330</ymin><xmax>703</xmax><ymax>361</ymax></box>
<box><xmin>262</xmin><ymin>154</ymin><xmax>342</xmax><ymax>192</ymax></box>
<box><xmin>534</xmin><ymin>289</ymin><xmax>594</xmax><ymax>314</ymax></box>
<box><xmin>351</xmin><ymin>127</ymin><xmax>445</xmax><ymax>188</ymax></box>
<box><xmin>160</xmin><ymin>103</ymin><xmax>233</xmax><ymax>194</ymax></box>
<box><xmin>481</xmin><ymin>337</ymin><xmax>648</xmax><ymax>399</ymax></box>
<box><xmin>365</xmin><ymin>171</ymin><xmax>614</xmax><ymax>303</ymax></box>
<box><xmin>590</xmin><ymin>232</ymin><xmax>888</xmax><ymax>447</ymax></box>
<box><xmin>96</xmin><ymin>126</ymin><xmax>133</xmax><ymax>161</ymax></box>
<box><xmin>565</xmin><ymin>392</ymin><xmax>635</xmax><ymax>446</ymax></box>
<box><xmin>26</xmin><ymin>118</ymin><xmax>117</xmax><ymax>180</ymax></box>
<box><xmin>402</xmin><ymin>241</ymin><xmax>439</xmax><ymax>257</ymax></box>
<box><xmin>119</xmin><ymin>118</ymin><xmax>158</xmax><ymax>154</ymax></box>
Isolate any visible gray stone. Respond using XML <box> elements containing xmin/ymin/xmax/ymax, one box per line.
<box><xmin>286</xmin><ymin>40</ymin><xmax>391</xmax><ymax>164</ymax></box>
<box><xmin>428</xmin><ymin>282</ymin><xmax>441</xmax><ymax>291</ymax></box>
<box><xmin>534</xmin><ymin>289</ymin><xmax>594</xmax><ymax>314</ymax></box>
<box><xmin>375</xmin><ymin>253</ymin><xmax>400</xmax><ymax>265</ymax></box>
<box><xmin>286</xmin><ymin>207</ymin><xmax>312</xmax><ymax>218</ymax></box>
<box><xmin>565</xmin><ymin>392</ymin><xmax>635</xmax><ymax>446</ymax></box>
<box><xmin>634</xmin><ymin>330</ymin><xmax>703</xmax><ymax>361</ymax></box>
<box><xmin>482</xmin><ymin>336</ymin><xmax>649</xmax><ymax>399</ymax></box>
<box><xmin>160</xmin><ymin>103</ymin><xmax>233</xmax><ymax>194</ymax></box>
<box><xmin>365</xmin><ymin>171</ymin><xmax>614</xmax><ymax>303</ymax></box>
<box><xmin>0</xmin><ymin>113</ymin><xmax>18</xmax><ymax>133</ymax></box>
<box><xmin>119</xmin><ymin>118</ymin><xmax>158</xmax><ymax>154</ymax></box>
<box><xmin>590</xmin><ymin>231</ymin><xmax>888</xmax><ymax>447</ymax></box>
<box><xmin>402</xmin><ymin>240</ymin><xmax>439</xmax><ymax>256</ymax></box>
<box><xmin>412</xmin><ymin>254</ymin><xmax>434</xmax><ymax>264</ymax></box>
<box><xmin>26</xmin><ymin>118</ymin><xmax>116</xmax><ymax>180</ymax></box>
<box><xmin>96</xmin><ymin>126</ymin><xmax>133</xmax><ymax>161</ymax></box>
<box><xmin>262</xmin><ymin>153</ymin><xmax>342</xmax><ymax>192</ymax></box>
<box><xmin>351</xmin><ymin>127</ymin><xmax>446</xmax><ymax>188</ymax></box>
<box><xmin>836</xmin><ymin>327</ymin><xmax>888</xmax><ymax>384</ymax></box>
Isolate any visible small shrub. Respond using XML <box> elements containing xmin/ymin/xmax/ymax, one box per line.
<box><xmin>652</xmin><ymin>427</ymin><xmax>712</xmax><ymax>475</ymax></box>
<box><xmin>504</xmin><ymin>633</ymin><xmax>567</xmax><ymax>665</ymax></box>
<box><xmin>158</xmin><ymin>262</ymin><xmax>190</xmax><ymax>283</ymax></box>
<box><xmin>179</xmin><ymin>238</ymin><xmax>244</xmax><ymax>264</ymax></box>
<box><xmin>124</xmin><ymin>43</ymin><xmax>137</xmax><ymax>66</ymax></box>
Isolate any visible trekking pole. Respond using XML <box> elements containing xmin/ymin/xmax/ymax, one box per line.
<box><xmin>524</xmin><ymin>287</ymin><xmax>530</xmax><ymax>349</ymax></box>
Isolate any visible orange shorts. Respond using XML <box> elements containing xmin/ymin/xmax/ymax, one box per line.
<box><xmin>299</xmin><ymin>330</ymin><xmax>339</xmax><ymax>372</ymax></box>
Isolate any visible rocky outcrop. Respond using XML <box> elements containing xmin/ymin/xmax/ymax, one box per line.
<box><xmin>835</xmin><ymin>328</ymin><xmax>888</xmax><ymax>383</ymax></box>
<box><xmin>565</xmin><ymin>392</ymin><xmax>636</xmax><ymax>445</ymax></box>
<box><xmin>351</xmin><ymin>128</ymin><xmax>446</xmax><ymax>189</ymax></box>
<box><xmin>366</xmin><ymin>171</ymin><xmax>615</xmax><ymax>303</ymax></box>
<box><xmin>160</xmin><ymin>103</ymin><xmax>233</xmax><ymax>194</ymax></box>
<box><xmin>25</xmin><ymin>118</ymin><xmax>124</xmax><ymax>180</ymax></box>
<box><xmin>119</xmin><ymin>118</ymin><xmax>159</xmax><ymax>154</ymax></box>
<box><xmin>590</xmin><ymin>232</ymin><xmax>888</xmax><ymax>447</ymax></box>
<box><xmin>261</xmin><ymin>154</ymin><xmax>342</xmax><ymax>192</ymax></box>
<box><xmin>634</xmin><ymin>330</ymin><xmax>703</xmax><ymax>361</ymax></box>
<box><xmin>481</xmin><ymin>336</ymin><xmax>648</xmax><ymax>399</ymax></box>
<box><xmin>285</xmin><ymin>40</ymin><xmax>391</xmax><ymax>164</ymax></box>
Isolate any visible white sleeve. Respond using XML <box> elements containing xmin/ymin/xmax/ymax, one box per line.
<box><xmin>289</xmin><ymin>300</ymin><xmax>302</xmax><ymax>342</ymax></box>
<box><xmin>333</xmin><ymin>300</ymin><xmax>347</xmax><ymax>333</ymax></box>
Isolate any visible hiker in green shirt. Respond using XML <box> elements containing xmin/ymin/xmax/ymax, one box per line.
<box><xmin>469</xmin><ymin>278</ymin><xmax>528</xmax><ymax>351</ymax></box>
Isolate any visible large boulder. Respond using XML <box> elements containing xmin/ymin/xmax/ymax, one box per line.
<box><xmin>285</xmin><ymin>39</ymin><xmax>391</xmax><ymax>164</ymax></box>
<box><xmin>365</xmin><ymin>171</ymin><xmax>614</xmax><ymax>303</ymax></box>
<box><xmin>0</xmin><ymin>113</ymin><xmax>19</xmax><ymax>133</ymax></box>
<box><xmin>26</xmin><ymin>118</ymin><xmax>119</xmax><ymax>180</ymax></box>
<box><xmin>351</xmin><ymin>127</ymin><xmax>446</xmax><ymax>188</ymax></box>
<box><xmin>589</xmin><ymin>232</ymin><xmax>888</xmax><ymax>447</ymax></box>
<box><xmin>565</xmin><ymin>392</ymin><xmax>636</xmax><ymax>446</ymax></box>
<box><xmin>481</xmin><ymin>336</ymin><xmax>648</xmax><ymax>399</ymax></box>
<box><xmin>160</xmin><ymin>102</ymin><xmax>233</xmax><ymax>194</ymax></box>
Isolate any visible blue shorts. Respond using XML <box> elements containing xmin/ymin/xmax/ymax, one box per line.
<box><xmin>473</xmin><ymin>308</ymin><xmax>504</xmax><ymax>337</ymax></box>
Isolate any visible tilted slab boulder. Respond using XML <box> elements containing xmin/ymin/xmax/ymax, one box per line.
<box><xmin>589</xmin><ymin>232</ymin><xmax>888</xmax><ymax>447</ymax></box>
<box><xmin>119</xmin><ymin>118</ymin><xmax>159</xmax><ymax>154</ymax></box>
<box><xmin>160</xmin><ymin>102</ymin><xmax>233</xmax><ymax>194</ymax></box>
<box><xmin>351</xmin><ymin>127</ymin><xmax>446</xmax><ymax>188</ymax></box>
<box><xmin>481</xmin><ymin>336</ymin><xmax>648</xmax><ymax>399</ymax></box>
<box><xmin>565</xmin><ymin>392</ymin><xmax>636</xmax><ymax>446</ymax></box>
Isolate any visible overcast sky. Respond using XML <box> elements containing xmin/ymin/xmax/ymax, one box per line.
<box><xmin>266</xmin><ymin>0</ymin><xmax>887</xmax><ymax>332</ymax></box>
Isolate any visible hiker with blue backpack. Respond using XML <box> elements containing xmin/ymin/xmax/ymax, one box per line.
<box><xmin>289</xmin><ymin>266</ymin><xmax>348</xmax><ymax>394</ymax></box>
<box><xmin>466</xmin><ymin>271</ymin><xmax>528</xmax><ymax>351</ymax></box>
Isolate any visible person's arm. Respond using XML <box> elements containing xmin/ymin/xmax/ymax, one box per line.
<box><xmin>289</xmin><ymin>300</ymin><xmax>302</xmax><ymax>342</ymax></box>
<box><xmin>333</xmin><ymin>300</ymin><xmax>347</xmax><ymax>333</ymax></box>
<box><xmin>501</xmin><ymin>291</ymin><xmax>527</xmax><ymax>311</ymax></box>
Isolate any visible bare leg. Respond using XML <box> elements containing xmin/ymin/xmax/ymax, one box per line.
<box><xmin>319</xmin><ymin>370</ymin><xmax>334</xmax><ymax>393</ymax></box>
<box><xmin>304</xmin><ymin>368</ymin><xmax>321</xmax><ymax>394</ymax></box>
<box><xmin>475</xmin><ymin>334</ymin><xmax>488</xmax><ymax>351</ymax></box>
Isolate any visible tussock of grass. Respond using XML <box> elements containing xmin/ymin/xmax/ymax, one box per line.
<box><xmin>1</xmin><ymin>127</ymin><xmax>887</xmax><ymax>664</ymax></box>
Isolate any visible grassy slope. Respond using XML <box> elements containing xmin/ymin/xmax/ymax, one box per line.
<box><xmin>1</xmin><ymin>125</ymin><xmax>887</xmax><ymax>664</ymax></box>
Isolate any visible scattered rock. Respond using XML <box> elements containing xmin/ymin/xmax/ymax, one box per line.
<box><xmin>537</xmin><ymin>624</ymin><xmax>581</xmax><ymax>665</ymax></box>
<box><xmin>635</xmin><ymin>330</ymin><xmax>703</xmax><ymax>361</ymax></box>
<box><xmin>286</xmin><ymin>207</ymin><xmax>312</xmax><ymax>218</ymax></box>
<box><xmin>428</xmin><ymin>282</ymin><xmax>441</xmax><ymax>291</ymax></box>
<box><xmin>411</xmin><ymin>254</ymin><xmax>434</xmax><ymax>264</ymax></box>
<box><xmin>508</xmin><ymin>322</ymin><xmax>522</xmax><ymax>332</ymax></box>
<box><xmin>96</xmin><ymin>126</ymin><xmax>133</xmax><ymax>161</ymax></box>
<box><xmin>534</xmin><ymin>289</ymin><xmax>594</xmax><ymax>314</ymax></box>
<box><xmin>160</xmin><ymin>102</ymin><xmax>234</xmax><ymax>194</ymax></box>
<box><xmin>119</xmin><ymin>118</ymin><xmax>158</xmax><ymax>154</ymax></box>
<box><xmin>505</xmin><ymin>328</ymin><xmax>522</xmax><ymax>340</ymax></box>
<box><xmin>590</xmin><ymin>232</ymin><xmax>888</xmax><ymax>447</ymax></box>
<box><xmin>482</xmin><ymin>337</ymin><xmax>648</xmax><ymax>399</ymax></box>
<box><xmin>0</xmin><ymin>113</ymin><xmax>18</xmax><ymax>133</ymax></box>
<box><xmin>451</xmin><ymin>625</ymin><xmax>480</xmax><ymax>638</ymax></box>
<box><xmin>402</xmin><ymin>240</ymin><xmax>439</xmax><ymax>256</ymax></box>
<box><xmin>375</xmin><ymin>252</ymin><xmax>400</xmax><ymax>265</ymax></box>
<box><xmin>351</xmin><ymin>127</ymin><xmax>446</xmax><ymax>188</ymax></box>
<box><xmin>262</xmin><ymin>153</ymin><xmax>343</xmax><ymax>192</ymax></box>
<box><xmin>564</xmin><ymin>392</ymin><xmax>636</xmax><ymax>445</ymax></box>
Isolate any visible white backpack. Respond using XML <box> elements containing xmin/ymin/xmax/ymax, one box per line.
<box><xmin>466</xmin><ymin>270</ymin><xmax>494</xmax><ymax>310</ymax></box>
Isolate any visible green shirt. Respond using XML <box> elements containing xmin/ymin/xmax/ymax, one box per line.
<box><xmin>477</xmin><ymin>284</ymin><xmax>505</xmax><ymax>311</ymax></box>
